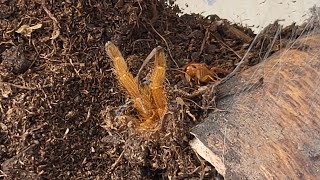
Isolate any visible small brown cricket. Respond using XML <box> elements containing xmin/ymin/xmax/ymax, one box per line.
<box><xmin>182</xmin><ymin>62</ymin><xmax>229</xmax><ymax>85</ymax></box>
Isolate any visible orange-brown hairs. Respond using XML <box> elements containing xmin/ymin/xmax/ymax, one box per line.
<box><xmin>105</xmin><ymin>42</ymin><xmax>167</xmax><ymax>129</ymax></box>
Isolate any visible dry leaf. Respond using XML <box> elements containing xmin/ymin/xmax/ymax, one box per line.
<box><xmin>16</xmin><ymin>24</ymin><xmax>42</xmax><ymax>37</ymax></box>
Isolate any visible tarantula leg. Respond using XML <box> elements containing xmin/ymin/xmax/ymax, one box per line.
<box><xmin>105</xmin><ymin>41</ymin><xmax>152</xmax><ymax>117</ymax></box>
<box><xmin>150</xmin><ymin>47</ymin><xmax>167</xmax><ymax>118</ymax></box>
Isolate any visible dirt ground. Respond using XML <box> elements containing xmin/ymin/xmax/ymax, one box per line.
<box><xmin>0</xmin><ymin>0</ymin><xmax>314</xmax><ymax>179</ymax></box>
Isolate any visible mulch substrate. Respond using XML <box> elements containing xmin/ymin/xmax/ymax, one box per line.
<box><xmin>0</xmin><ymin>0</ymin><xmax>313</xmax><ymax>179</ymax></box>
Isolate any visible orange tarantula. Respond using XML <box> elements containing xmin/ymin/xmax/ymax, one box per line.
<box><xmin>105</xmin><ymin>42</ymin><xmax>167</xmax><ymax>130</ymax></box>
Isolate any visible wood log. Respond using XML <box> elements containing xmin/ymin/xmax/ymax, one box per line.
<box><xmin>190</xmin><ymin>34</ymin><xmax>320</xmax><ymax>179</ymax></box>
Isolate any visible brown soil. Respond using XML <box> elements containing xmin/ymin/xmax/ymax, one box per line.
<box><xmin>0</xmin><ymin>0</ymin><xmax>314</xmax><ymax>179</ymax></box>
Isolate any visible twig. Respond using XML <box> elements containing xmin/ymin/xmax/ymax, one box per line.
<box><xmin>0</xmin><ymin>81</ymin><xmax>37</xmax><ymax>90</ymax></box>
<box><xmin>0</xmin><ymin>40</ymin><xmax>15</xmax><ymax>46</ymax></box>
<box><xmin>132</xmin><ymin>39</ymin><xmax>153</xmax><ymax>52</ymax></box>
<box><xmin>183</xmin><ymin>98</ymin><xmax>205</xmax><ymax>109</ymax></box>
<box><xmin>212</xmin><ymin>33</ymin><xmax>242</xmax><ymax>60</ymax></box>
<box><xmin>137</xmin><ymin>0</ymin><xmax>143</xmax><ymax>19</ymax></box>
<box><xmin>174</xmin><ymin>85</ymin><xmax>208</xmax><ymax>98</ymax></box>
<box><xmin>85</xmin><ymin>106</ymin><xmax>92</xmax><ymax>121</ymax></box>
<box><xmin>109</xmin><ymin>150</ymin><xmax>125</xmax><ymax>172</ymax></box>
<box><xmin>199</xmin><ymin>28</ymin><xmax>210</xmax><ymax>55</ymax></box>
<box><xmin>41</xmin><ymin>0</ymin><xmax>60</xmax><ymax>40</ymax></box>
<box><xmin>217</xmin><ymin>34</ymin><xmax>260</xmax><ymax>85</ymax></box>
<box><xmin>0</xmin><ymin>170</ymin><xmax>8</xmax><ymax>177</ymax></box>
<box><xmin>136</xmin><ymin>46</ymin><xmax>160</xmax><ymax>80</ymax></box>
<box><xmin>59</xmin><ymin>62</ymin><xmax>85</xmax><ymax>66</ymax></box>
<box><xmin>148</xmin><ymin>23</ymin><xmax>179</xmax><ymax>68</ymax></box>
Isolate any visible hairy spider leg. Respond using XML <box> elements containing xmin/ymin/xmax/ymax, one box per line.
<box><xmin>150</xmin><ymin>47</ymin><xmax>167</xmax><ymax>118</ymax></box>
<box><xmin>105</xmin><ymin>42</ymin><xmax>152</xmax><ymax>118</ymax></box>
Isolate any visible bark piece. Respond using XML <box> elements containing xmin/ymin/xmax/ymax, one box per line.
<box><xmin>190</xmin><ymin>34</ymin><xmax>320</xmax><ymax>179</ymax></box>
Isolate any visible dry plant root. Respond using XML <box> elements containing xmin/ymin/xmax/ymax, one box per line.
<box><xmin>40</xmin><ymin>0</ymin><xmax>60</xmax><ymax>40</ymax></box>
<box><xmin>105</xmin><ymin>42</ymin><xmax>167</xmax><ymax>130</ymax></box>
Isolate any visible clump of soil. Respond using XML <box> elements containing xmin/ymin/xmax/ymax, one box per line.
<box><xmin>2</xmin><ymin>45</ymin><xmax>31</xmax><ymax>74</ymax></box>
<box><xmin>0</xmin><ymin>0</ymin><xmax>312</xmax><ymax>179</ymax></box>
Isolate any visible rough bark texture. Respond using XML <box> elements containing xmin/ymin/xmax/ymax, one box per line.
<box><xmin>190</xmin><ymin>34</ymin><xmax>320</xmax><ymax>179</ymax></box>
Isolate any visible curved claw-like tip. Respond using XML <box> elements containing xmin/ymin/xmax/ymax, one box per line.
<box><xmin>105</xmin><ymin>41</ymin><xmax>113</xmax><ymax>49</ymax></box>
<box><xmin>105</xmin><ymin>41</ymin><xmax>120</xmax><ymax>58</ymax></box>
<box><xmin>155</xmin><ymin>46</ymin><xmax>165</xmax><ymax>56</ymax></box>
<box><xmin>156</xmin><ymin>46</ymin><xmax>163</xmax><ymax>51</ymax></box>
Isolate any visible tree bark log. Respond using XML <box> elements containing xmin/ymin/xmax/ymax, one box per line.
<box><xmin>190</xmin><ymin>34</ymin><xmax>320</xmax><ymax>179</ymax></box>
